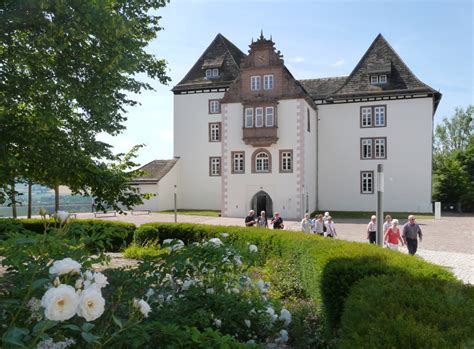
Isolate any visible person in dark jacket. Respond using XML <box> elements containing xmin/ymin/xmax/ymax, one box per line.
<box><xmin>402</xmin><ymin>215</ymin><xmax>423</xmax><ymax>255</ymax></box>
<box><xmin>271</xmin><ymin>212</ymin><xmax>284</xmax><ymax>229</ymax></box>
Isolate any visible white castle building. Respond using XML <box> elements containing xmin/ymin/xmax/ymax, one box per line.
<box><xmin>132</xmin><ymin>33</ymin><xmax>441</xmax><ymax>219</ymax></box>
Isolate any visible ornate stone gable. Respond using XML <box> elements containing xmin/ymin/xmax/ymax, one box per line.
<box><xmin>221</xmin><ymin>33</ymin><xmax>309</xmax><ymax>105</ymax></box>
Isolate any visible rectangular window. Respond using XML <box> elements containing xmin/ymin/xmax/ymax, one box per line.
<box><xmin>374</xmin><ymin>138</ymin><xmax>386</xmax><ymax>158</ymax></box>
<box><xmin>379</xmin><ymin>74</ymin><xmax>387</xmax><ymax>83</ymax></box>
<box><xmin>370</xmin><ymin>75</ymin><xmax>378</xmax><ymax>84</ymax></box>
<box><xmin>374</xmin><ymin>106</ymin><xmax>386</xmax><ymax>126</ymax></box>
<box><xmin>307</xmin><ymin>108</ymin><xmax>310</xmax><ymax>132</ymax></box>
<box><xmin>209</xmin><ymin>157</ymin><xmax>221</xmax><ymax>176</ymax></box>
<box><xmin>245</xmin><ymin>108</ymin><xmax>254</xmax><ymax>128</ymax></box>
<box><xmin>205</xmin><ymin>69</ymin><xmax>212</xmax><ymax>77</ymax></box>
<box><xmin>361</xmin><ymin>139</ymin><xmax>373</xmax><ymax>159</ymax></box>
<box><xmin>209</xmin><ymin>100</ymin><xmax>220</xmax><ymax>114</ymax></box>
<box><xmin>265</xmin><ymin>107</ymin><xmax>274</xmax><ymax>127</ymax></box>
<box><xmin>280</xmin><ymin>150</ymin><xmax>293</xmax><ymax>173</ymax></box>
<box><xmin>255</xmin><ymin>107</ymin><xmax>264</xmax><ymax>127</ymax></box>
<box><xmin>251</xmin><ymin>76</ymin><xmax>261</xmax><ymax>90</ymax></box>
<box><xmin>212</xmin><ymin>68</ymin><xmax>219</xmax><ymax>77</ymax></box>
<box><xmin>360</xmin><ymin>105</ymin><xmax>386</xmax><ymax>128</ymax></box>
<box><xmin>361</xmin><ymin>137</ymin><xmax>387</xmax><ymax>159</ymax></box>
<box><xmin>264</xmin><ymin>74</ymin><xmax>274</xmax><ymax>90</ymax></box>
<box><xmin>361</xmin><ymin>171</ymin><xmax>374</xmax><ymax>194</ymax></box>
<box><xmin>209</xmin><ymin>122</ymin><xmax>221</xmax><ymax>142</ymax></box>
<box><xmin>361</xmin><ymin>107</ymin><xmax>372</xmax><ymax>127</ymax></box>
<box><xmin>232</xmin><ymin>152</ymin><xmax>245</xmax><ymax>173</ymax></box>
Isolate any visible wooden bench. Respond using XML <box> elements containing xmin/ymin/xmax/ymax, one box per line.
<box><xmin>94</xmin><ymin>211</ymin><xmax>117</xmax><ymax>218</ymax></box>
<box><xmin>131</xmin><ymin>210</ymin><xmax>151</xmax><ymax>216</ymax></box>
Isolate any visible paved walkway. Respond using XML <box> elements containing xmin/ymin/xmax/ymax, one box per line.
<box><xmin>74</xmin><ymin>212</ymin><xmax>473</xmax><ymax>284</ymax></box>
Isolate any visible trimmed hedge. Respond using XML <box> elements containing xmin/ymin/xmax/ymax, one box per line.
<box><xmin>133</xmin><ymin>222</ymin><xmax>469</xmax><ymax>347</ymax></box>
<box><xmin>0</xmin><ymin>218</ymin><xmax>136</xmax><ymax>252</ymax></box>
<box><xmin>339</xmin><ymin>275</ymin><xmax>474</xmax><ymax>348</ymax></box>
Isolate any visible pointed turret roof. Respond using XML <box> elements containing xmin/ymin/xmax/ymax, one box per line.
<box><xmin>330</xmin><ymin>34</ymin><xmax>441</xmax><ymax>104</ymax></box>
<box><xmin>172</xmin><ymin>33</ymin><xmax>246</xmax><ymax>93</ymax></box>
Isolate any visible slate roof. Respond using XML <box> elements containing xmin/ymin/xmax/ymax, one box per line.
<box><xmin>330</xmin><ymin>34</ymin><xmax>441</xmax><ymax>102</ymax></box>
<box><xmin>172</xmin><ymin>33</ymin><xmax>246</xmax><ymax>93</ymax></box>
<box><xmin>132</xmin><ymin>159</ymin><xmax>178</xmax><ymax>184</ymax></box>
<box><xmin>298</xmin><ymin>77</ymin><xmax>347</xmax><ymax>100</ymax></box>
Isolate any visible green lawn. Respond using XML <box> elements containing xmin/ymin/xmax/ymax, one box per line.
<box><xmin>156</xmin><ymin>209</ymin><xmax>221</xmax><ymax>217</ymax></box>
<box><xmin>311</xmin><ymin>210</ymin><xmax>434</xmax><ymax>219</ymax></box>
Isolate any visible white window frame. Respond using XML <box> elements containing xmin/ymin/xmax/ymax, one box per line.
<box><xmin>209</xmin><ymin>100</ymin><xmax>220</xmax><ymax>114</ymax></box>
<box><xmin>232</xmin><ymin>152</ymin><xmax>245</xmax><ymax>173</ymax></box>
<box><xmin>264</xmin><ymin>74</ymin><xmax>274</xmax><ymax>90</ymax></box>
<box><xmin>374</xmin><ymin>106</ymin><xmax>386</xmax><ymax>126</ymax></box>
<box><xmin>361</xmin><ymin>107</ymin><xmax>372</xmax><ymax>127</ymax></box>
<box><xmin>212</xmin><ymin>68</ymin><xmax>219</xmax><ymax>77</ymax></box>
<box><xmin>375</xmin><ymin>138</ymin><xmax>386</xmax><ymax>159</ymax></box>
<box><xmin>361</xmin><ymin>139</ymin><xmax>373</xmax><ymax>159</ymax></box>
<box><xmin>209</xmin><ymin>123</ymin><xmax>220</xmax><ymax>142</ymax></box>
<box><xmin>379</xmin><ymin>74</ymin><xmax>387</xmax><ymax>83</ymax></box>
<box><xmin>210</xmin><ymin>157</ymin><xmax>221</xmax><ymax>176</ymax></box>
<box><xmin>251</xmin><ymin>76</ymin><xmax>261</xmax><ymax>91</ymax></box>
<box><xmin>205</xmin><ymin>69</ymin><xmax>212</xmax><ymax>78</ymax></box>
<box><xmin>245</xmin><ymin>108</ymin><xmax>254</xmax><ymax>128</ymax></box>
<box><xmin>255</xmin><ymin>107</ymin><xmax>264</xmax><ymax>127</ymax></box>
<box><xmin>281</xmin><ymin>151</ymin><xmax>292</xmax><ymax>172</ymax></box>
<box><xmin>255</xmin><ymin>152</ymin><xmax>269</xmax><ymax>173</ymax></box>
<box><xmin>370</xmin><ymin>75</ymin><xmax>379</xmax><ymax>84</ymax></box>
<box><xmin>361</xmin><ymin>171</ymin><xmax>374</xmax><ymax>194</ymax></box>
<box><xmin>265</xmin><ymin>107</ymin><xmax>274</xmax><ymax>127</ymax></box>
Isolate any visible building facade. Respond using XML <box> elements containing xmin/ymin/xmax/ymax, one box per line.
<box><xmin>139</xmin><ymin>33</ymin><xmax>441</xmax><ymax>218</ymax></box>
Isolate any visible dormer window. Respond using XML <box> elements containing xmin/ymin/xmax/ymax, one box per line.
<box><xmin>205</xmin><ymin>68</ymin><xmax>219</xmax><ymax>78</ymax></box>
<box><xmin>370</xmin><ymin>74</ymin><xmax>388</xmax><ymax>85</ymax></box>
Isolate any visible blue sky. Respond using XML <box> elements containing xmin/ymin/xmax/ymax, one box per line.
<box><xmin>99</xmin><ymin>0</ymin><xmax>473</xmax><ymax>166</ymax></box>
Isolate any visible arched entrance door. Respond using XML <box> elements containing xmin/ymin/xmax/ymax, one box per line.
<box><xmin>251</xmin><ymin>190</ymin><xmax>273</xmax><ymax>217</ymax></box>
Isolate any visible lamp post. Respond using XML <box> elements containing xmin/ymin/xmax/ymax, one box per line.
<box><xmin>376</xmin><ymin>164</ymin><xmax>384</xmax><ymax>246</ymax></box>
<box><xmin>174</xmin><ymin>184</ymin><xmax>177</xmax><ymax>223</ymax></box>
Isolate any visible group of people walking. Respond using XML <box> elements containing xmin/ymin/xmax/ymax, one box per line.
<box><xmin>367</xmin><ymin>214</ymin><xmax>423</xmax><ymax>255</ymax></box>
<box><xmin>244</xmin><ymin>209</ymin><xmax>423</xmax><ymax>255</ymax></box>
<box><xmin>245</xmin><ymin>210</ymin><xmax>284</xmax><ymax>230</ymax></box>
<box><xmin>300</xmin><ymin>212</ymin><xmax>337</xmax><ymax>238</ymax></box>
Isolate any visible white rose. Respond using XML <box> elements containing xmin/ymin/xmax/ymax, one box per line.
<box><xmin>206</xmin><ymin>288</ymin><xmax>215</xmax><ymax>294</ymax></box>
<box><xmin>209</xmin><ymin>238</ymin><xmax>223</xmax><ymax>246</ymax></box>
<box><xmin>230</xmin><ymin>288</ymin><xmax>240</xmax><ymax>294</ymax></box>
<box><xmin>276</xmin><ymin>329</ymin><xmax>289</xmax><ymax>343</ymax></box>
<box><xmin>76</xmin><ymin>285</ymin><xmax>105</xmax><ymax>322</ymax></box>
<box><xmin>249</xmin><ymin>244</ymin><xmax>258</xmax><ymax>252</ymax></box>
<box><xmin>93</xmin><ymin>272</ymin><xmax>108</xmax><ymax>288</ymax></box>
<box><xmin>146</xmin><ymin>288</ymin><xmax>155</xmax><ymax>298</ymax></box>
<box><xmin>133</xmin><ymin>298</ymin><xmax>151</xmax><ymax>318</ymax></box>
<box><xmin>84</xmin><ymin>270</ymin><xmax>93</xmax><ymax>280</ymax></box>
<box><xmin>56</xmin><ymin>210</ymin><xmax>70</xmax><ymax>223</ymax></box>
<box><xmin>214</xmin><ymin>319</ymin><xmax>222</xmax><ymax>328</ymax></box>
<box><xmin>279</xmin><ymin>308</ymin><xmax>292</xmax><ymax>326</ymax></box>
<box><xmin>245</xmin><ymin>319</ymin><xmax>251</xmax><ymax>328</ymax></box>
<box><xmin>182</xmin><ymin>280</ymin><xmax>195</xmax><ymax>291</ymax></box>
<box><xmin>220</xmin><ymin>233</ymin><xmax>229</xmax><ymax>238</ymax></box>
<box><xmin>74</xmin><ymin>278</ymin><xmax>83</xmax><ymax>290</ymax></box>
<box><xmin>41</xmin><ymin>285</ymin><xmax>79</xmax><ymax>321</ymax></box>
<box><xmin>49</xmin><ymin>258</ymin><xmax>81</xmax><ymax>276</ymax></box>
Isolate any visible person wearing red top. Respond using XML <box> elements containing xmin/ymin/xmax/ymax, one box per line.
<box><xmin>384</xmin><ymin>219</ymin><xmax>405</xmax><ymax>251</ymax></box>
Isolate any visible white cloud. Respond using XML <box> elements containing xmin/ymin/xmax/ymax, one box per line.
<box><xmin>331</xmin><ymin>59</ymin><xmax>345</xmax><ymax>67</ymax></box>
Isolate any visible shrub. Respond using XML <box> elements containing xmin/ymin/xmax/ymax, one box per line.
<box><xmin>0</xmin><ymin>218</ymin><xmax>136</xmax><ymax>252</ymax></box>
<box><xmin>320</xmin><ymin>251</ymin><xmax>456</xmax><ymax>333</ymax></box>
<box><xmin>339</xmin><ymin>275</ymin><xmax>474</xmax><ymax>348</ymax></box>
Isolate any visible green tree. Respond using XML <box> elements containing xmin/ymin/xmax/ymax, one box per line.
<box><xmin>433</xmin><ymin>106</ymin><xmax>473</xmax><ymax>211</ymax></box>
<box><xmin>434</xmin><ymin>106</ymin><xmax>473</xmax><ymax>154</ymax></box>
<box><xmin>0</xmin><ymin>0</ymin><xmax>170</xmax><ymax>214</ymax></box>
